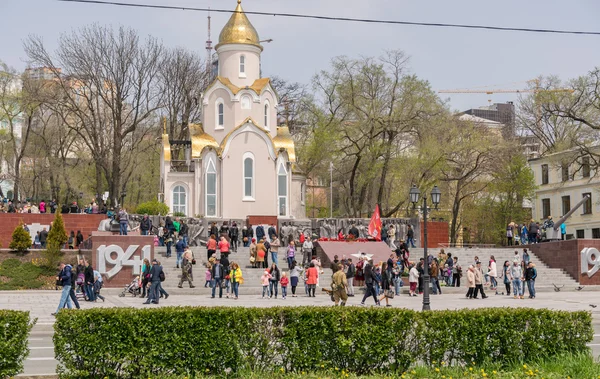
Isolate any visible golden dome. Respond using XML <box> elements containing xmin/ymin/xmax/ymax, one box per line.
<box><xmin>273</xmin><ymin>126</ymin><xmax>296</xmax><ymax>162</ymax></box>
<box><xmin>190</xmin><ymin>124</ymin><xmax>220</xmax><ymax>158</ymax></box>
<box><xmin>216</xmin><ymin>0</ymin><xmax>263</xmax><ymax>51</ymax></box>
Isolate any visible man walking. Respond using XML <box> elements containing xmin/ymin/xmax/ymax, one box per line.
<box><xmin>144</xmin><ymin>259</ymin><xmax>163</xmax><ymax>304</ymax></box>
<box><xmin>345</xmin><ymin>258</ymin><xmax>355</xmax><ymax>297</ymax></box>
<box><xmin>175</xmin><ymin>236</ymin><xmax>185</xmax><ymax>269</ymax></box>
<box><xmin>332</xmin><ymin>264</ymin><xmax>348</xmax><ymax>306</ymax></box>
<box><xmin>360</xmin><ymin>260</ymin><xmax>380</xmax><ymax>306</ymax></box>
<box><xmin>211</xmin><ymin>258</ymin><xmax>224</xmax><ymax>298</ymax></box>
<box><xmin>52</xmin><ymin>263</ymin><xmax>73</xmax><ymax>315</ymax></box>
<box><xmin>406</xmin><ymin>225</ymin><xmax>416</xmax><ymax>248</ymax></box>
<box><xmin>473</xmin><ymin>261</ymin><xmax>488</xmax><ymax>299</ymax></box>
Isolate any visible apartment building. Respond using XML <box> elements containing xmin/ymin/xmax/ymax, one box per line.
<box><xmin>529</xmin><ymin>148</ymin><xmax>599</xmax><ymax>239</ymax></box>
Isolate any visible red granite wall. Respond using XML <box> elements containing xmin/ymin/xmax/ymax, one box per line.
<box><xmin>420</xmin><ymin>221</ymin><xmax>449</xmax><ymax>248</ymax></box>
<box><xmin>529</xmin><ymin>239</ymin><xmax>600</xmax><ymax>285</ymax></box>
<box><xmin>0</xmin><ymin>214</ymin><xmax>106</xmax><ymax>248</ymax></box>
<box><xmin>247</xmin><ymin>215</ymin><xmax>278</xmax><ymax>226</ymax></box>
<box><xmin>91</xmin><ymin>234</ymin><xmax>154</xmax><ymax>287</ymax></box>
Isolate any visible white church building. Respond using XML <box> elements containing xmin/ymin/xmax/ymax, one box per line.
<box><xmin>160</xmin><ymin>0</ymin><xmax>306</xmax><ymax>220</ymax></box>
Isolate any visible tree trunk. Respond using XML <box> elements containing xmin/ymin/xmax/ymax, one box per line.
<box><xmin>450</xmin><ymin>183</ymin><xmax>462</xmax><ymax>245</ymax></box>
<box><xmin>111</xmin><ymin>131</ymin><xmax>123</xmax><ymax>207</ymax></box>
<box><xmin>13</xmin><ymin>159</ymin><xmax>21</xmax><ymax>201</ymax></box>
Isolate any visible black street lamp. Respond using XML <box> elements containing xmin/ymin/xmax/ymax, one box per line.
<box><xmin>409</xmin><ymin>184</ymin><xmax>442</xmax><ymax>311</ymax></box>
<box><xmin>120</xmin><ymin>190</ymin><xmax>127</xmax><ymax>208</ymax></box>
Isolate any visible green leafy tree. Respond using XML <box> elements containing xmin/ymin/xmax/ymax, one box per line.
<box><xmin>136</xmin><ymin>200</ymin><xmax>169</xmax><ymax>215</ymax></box>
<box><xmin>9</xmin><ymin>221</ymin><xmax>31</xmax><ymax>254</ymax></box>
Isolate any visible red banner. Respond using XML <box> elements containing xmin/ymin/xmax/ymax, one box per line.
<box><xmin>368</xmin><ymin>204</ymin><xmax>382</xmax><ymax>241</ymax></box>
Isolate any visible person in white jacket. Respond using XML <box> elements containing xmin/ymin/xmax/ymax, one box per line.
<box><xmin>488</xmin><ymin>256</ymin><xmax>498</xmax><ymax>292</ymax></box>
<box><xmin>408</xmin><ymin>263</ymin><xmax>419</xmax><ymax>297</ymax></box>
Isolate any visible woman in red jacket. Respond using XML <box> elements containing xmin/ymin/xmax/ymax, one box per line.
<box><xmin>306</xmin><ymin>262</ymin><xmax>319</xmax><ymax>297</ymax></box>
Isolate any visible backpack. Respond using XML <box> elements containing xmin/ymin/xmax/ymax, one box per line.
<box><xmin>159</xmin><ymin>270</ymin><xmax>165</xmax><ymax>282</ymax></box>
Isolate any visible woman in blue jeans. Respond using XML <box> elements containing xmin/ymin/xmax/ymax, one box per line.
<box><xmin>230</xmin><ymin>262</ymin><xmax>243</xmax><ymax>299</ymax></box>
<box><xmin>525</xmin><ymin>262</ymin><xmax>537</xmax><ymax>299</ymax></box>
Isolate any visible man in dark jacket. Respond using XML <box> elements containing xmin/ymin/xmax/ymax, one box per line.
<box><xmin>179</xmin><ymin>221</ymin><xmax>189</xmax><ymax>246</ymax></box>
<box><xmin>360</xmin><ymin>260</ymin><xmax>379</xmax><ymax>305</ymax></box>
<box><xmin>39</xmin><ymin>228</ymin><xmax>48</xmax><ymax>248</ymax></box>
<box><xmin>52</xmin><ymin>263</ymin><xmax>73</xmax><ymax>315</ymax></box>
<box><xmin>256</xmin><ymin>225</ymin><xmax>265</xmax><ymax>241</ymax></box>
<box><xmin>229</xmin><ymin>222</ymin><xmax>239</xmax><ymax>252</ymax></box>
<box><xmin>84</xmin><ymin>261</ymin><xmax>96</xmax><ymax>302</ymax></box>
<box><xmin>348</xmin><ymin>224</ymin><xmax>359</xmax><ymax>239</ymax></box>
<box><xmin>211</xmin><ymin>258</ymin><xmax>224</xmax><ymax>298</ymax></box>
<box><xmin>140</xmin><ymin>214</ymin><xmax>152</xmax><ymax>236</ymax></box>
<box><xmin>144</xmin><ymin>259</ymin><xmax>163</xmax><ymax>304</ymax></box>
<box><xmin>268</xmin><ymin>224</ymin><xmax>277</xmax><ymax>240</ymax></box>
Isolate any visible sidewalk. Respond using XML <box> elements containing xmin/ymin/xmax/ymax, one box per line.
<box><xmin>1</xmin><ymin>290</ymin><xmax>598</xmax><ymax>377</ymax></box>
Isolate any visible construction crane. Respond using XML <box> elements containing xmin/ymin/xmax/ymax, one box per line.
<box><xmin>438</xmin><ymin>79</ymin><xmax>574</xmax><ymax>104</ymax></box>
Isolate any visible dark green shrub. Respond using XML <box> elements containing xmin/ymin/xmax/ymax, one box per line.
<box><xmin>136</xmin><ymin>200</ymin><xmax>169</xmax><ymax>215</ymax></box>
<box><xmin>9</xmin><ymin>221</ymin><xmax>31</xmax><ymax>254</ymax></box>
<box><xmin>0</xmin><ymin>310</ymin><xmax>36</xmax><ymax>378</ymax></box>
<box><xmin>47</xmin><ymin>211</ymin><xmax>68</xmax><ymax>250</ymax></box>
<box><xmin>53</xmin><ymin>307</ymin><xmax>593</xmax><ymax>379</ymax></box>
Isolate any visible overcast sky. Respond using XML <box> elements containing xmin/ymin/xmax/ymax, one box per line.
<box><xmin>1</xmin><ymin>0</ymin><xmax>599</xmax><ymax>112</ymax></box>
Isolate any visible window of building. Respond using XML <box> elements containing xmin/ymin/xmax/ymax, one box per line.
<box><xmin>582</xmin><ymin>157</ymin><xmax>591</xmax><ymax>178</ymax></box>
<box><xmin>582</xmin><ymin>192</ymin><xmax>592</xmax><ymax>215</ymax></box>
<box><xmin>172</xmin><ymin>185</ymin><xmax>186</xmax><ymax>215</ymax></box>
<box><xmin>239</xmin><ymin>55</ymin><xmax>245</xmax><ymax>76</ymax></box>
<box><xmin>264</xmin><ymin>102</ymin><xmax>270</xmax><ymax>130</ymax></box>
<box><xmin>243</xmin><ymin>153</ymin><xmax>254</xmax><ymax>200</ymax></box>
<box><xmin>593</xmin><ymin>228</ymin><xmax>600</xmax><ymax>239</ymax></box>
<box><xmin>576</xmin><ymin>229</ymin><xmax>585</xmax><ymax>239</ymax></box>
<box><xmin>278</xmin><ymin>162</ymin><xmax>288</xmax><ymax>216</ymax></box>
<box><xmin>216</xmin><ymin>101</ymin><xmax>224</xmax><ymax>129</ymax></box>
<box><xmin>561</xmin><ymin>195</ymin><xmax>570</xmax><ymax>216</ymax></box>
<box><xmin>241</xmin><ymin>95</ymin><xmax>251</xmax><ymax>110</ymax></box>
<box><xmin>542</xmin><ymin>198</ymin><xmax>551</xmax><ymax>219</ymax></box>
<box><xmin>541</xmin><ymin>164</ymin><xmax>549</xmax><ymax>185</ymax></box>
<box><xmin>205</xmin><ymin>158</ymin><xmax>217</xmax><ymax>217</ymax></box>
<box><xmin>561</xmin><ymin>164</ymin><xmax>569</xmax><ymax>182</ymax></box>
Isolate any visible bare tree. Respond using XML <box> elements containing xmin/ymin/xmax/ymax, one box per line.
<box><xmin>158</xmin><ymin>47</ymin><xmax>207</xmax><ymax>141</ymax></box>
<box><xmin>0</xmin><ymin>62</ymin><xmax>41</xmax><ymax>201</ymax></box>
<box><xmin>24</xmin><ymin>25</ymin><xmax>163</xmax><ymax>206</ymax></box>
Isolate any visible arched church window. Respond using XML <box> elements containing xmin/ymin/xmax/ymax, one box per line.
<box><xmin>241</xmin><ymin>95</ymin><xmax>251</xmax><ymax>110</ymax></box>
<box><xmin>172</xmin><ymin>185</ymin><xmax>187</xmax><ymax>215</ymax></box>
<box><xmin>278</xmin><ymin>162</ymin><xmax>288</xmax><ymax>216</ymax></box>
<box><xmin>239</xmin><ymin>55</ymin><xmax>246</xmax><ymax>76</ymax></box>
<box><xmin>264</xmin><ymin>103</ymin><xmax>269</xmax><ymax>130</ymax></box>
<box><xmin>216</xmin><ymin>101</ymin><xmax>224</xmax><ymax>129</ymax></box>
<box><xmin>205</xmin><ymin>158</ymin><xmax>217</xmax><ymax>217</ymax></box>
<box><xmin>243</xmin><ymin>153</ymin><xmax>254</xmax><ymax>200</ymax></box>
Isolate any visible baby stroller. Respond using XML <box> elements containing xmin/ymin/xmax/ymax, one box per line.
<box><xmin>119</xmin><ymin>276</ymin><xmax>141</xmax><ymax>297</ymax></box>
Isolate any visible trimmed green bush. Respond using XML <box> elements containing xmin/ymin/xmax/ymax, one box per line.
<box><xmin>0</xmin><ymin>310</ymin><xmax>36</xmax><ymax>378</ymax></box>
<box><xmin>53</xmin><ymin>307</ymin><xmax>592</xmax><ymax>378</ymax></box>
<box><xmin>47</xmin><ymin>211</ymin><xmax>68</xmax><ymax>250</ymax></box>
<box><xmin>9</xmin><ymin>221</ymin><xmax>31</xmax><ymax>254</ymax></box>
<box><xmin>136</xmin><ymin>200</ymin><xmax>169</xmax><ymax>215</ymax></box>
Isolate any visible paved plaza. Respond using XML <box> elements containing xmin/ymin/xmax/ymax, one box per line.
<box><xmin>1</xmin><ymin>290</ymin><xmax>599</xmax><ymax>377</ymax></box>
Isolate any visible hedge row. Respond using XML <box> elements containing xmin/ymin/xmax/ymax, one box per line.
<box><xmin>53</xmin><ymin>307</ymin><xmax>593</xmax><ymax>378</ymax></box>
<box><xmin>0</xmin><ymin>310</ymin><xmax>35</xmax><ymax>378</ymax></box>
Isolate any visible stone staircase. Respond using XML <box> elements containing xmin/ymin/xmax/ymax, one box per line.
<box><xmin>155</xmin><ymin>246</ymin><xmax>334</xmax><ymax>296</ymax></box>
<box><xmin>154</xmin><ymin>246</ymin><xmax>580</xmax><ymax>295</ymax></box>
<box><xmin>407</xmin><ymin>247</ymin><xmax>579</xmax><ymax>292</ymax></box>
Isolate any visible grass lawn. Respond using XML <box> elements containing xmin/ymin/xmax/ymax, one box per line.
<box><xmin>164</xmin><ymin>354</ymin><xmax>600</xmax><ymax>379</ymax></box>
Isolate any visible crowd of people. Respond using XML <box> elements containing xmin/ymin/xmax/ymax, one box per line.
<box><xmin>505</xmin><ymin>215</ymin><xmax>566</xmax><ymax>245</ymax></box>
<box><xmin>53</xmin><ymin>258</ymin><xmax>105</xmax><ymax>315</ymax></box>
<box><xmin>0</xmin><ymin>197</ymin><xmax>110</xmax><ymax>215</ymax></box>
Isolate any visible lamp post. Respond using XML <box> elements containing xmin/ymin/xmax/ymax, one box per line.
<box><xmin>409</xmin><ymin>184</ymin><xmax>441</xmax><ymax>311</ymax></box>
<box><xmin>120</xmin><ymin>190</ymin><xmax>127</xmax><ymax>208</ymax></box>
